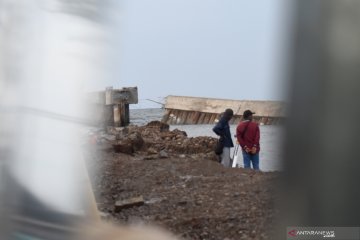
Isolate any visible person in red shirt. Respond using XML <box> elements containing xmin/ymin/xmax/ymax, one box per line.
<box><xmin>236</xmin><ymin>110</ymin><xmax>260</xmax><ymax>170</ymax></box>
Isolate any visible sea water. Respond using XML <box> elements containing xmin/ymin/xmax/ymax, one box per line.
<box><xmin>130</xmin><ymin>108</ymin><xmax>284</xmax><ymax>172</ymax></box>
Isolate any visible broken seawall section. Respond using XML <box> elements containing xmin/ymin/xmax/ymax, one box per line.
<box><xmin>161</xmin><ymin>95</ymin><xmax>286</xmax><ymax>125</ymax></box>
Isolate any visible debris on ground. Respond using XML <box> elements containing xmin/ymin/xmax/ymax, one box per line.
<box><xmin>84</xmin><ymin>121</ymin><xmax>279</xmax><ymax>240</ymax></box>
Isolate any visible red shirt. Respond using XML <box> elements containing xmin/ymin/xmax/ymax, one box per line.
<box><xmin>236</xmin><ymin>120</ymin><xmax>260</xmax><ymax>153</ymax></box>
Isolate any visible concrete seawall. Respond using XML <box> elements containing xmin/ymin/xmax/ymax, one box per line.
<box><xmin>162</xmin><ymin>95</ymin><xmax>286</xmax><ymax>125</ymax></box>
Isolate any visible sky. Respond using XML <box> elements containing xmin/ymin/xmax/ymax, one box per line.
<box><xmin>90</xmin><ymin>0</ymin><xmax>293</xmax><ymax>108</ymax></box>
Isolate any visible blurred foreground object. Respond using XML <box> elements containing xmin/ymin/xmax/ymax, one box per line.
<box><xmin>0</xmin><ymin>0</ymin><xmax>177</xmax><ymax>239</ymax></box>
<box><xmin>0</xmin><ymin>0</ymin><xmax>107</xmax><ymax>238</ymax></box>
<box><xmin>277</xmin><ymin>0</ymin><xmax>360</xmax><ymax>236</ymax></box>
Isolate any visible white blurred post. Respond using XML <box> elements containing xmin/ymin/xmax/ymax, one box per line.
<box><xmin>0</xmin><ymin>0</ymin><xmax>113</xmax><ymax>238</ymax></box>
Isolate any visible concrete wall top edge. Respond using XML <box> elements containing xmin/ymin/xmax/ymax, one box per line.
<box><xmin>165</xmin><ymin>95</ymin><xmax>286</xmax><ymax>117</ymax></box>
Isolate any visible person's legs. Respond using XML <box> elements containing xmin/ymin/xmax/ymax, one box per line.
<box><xmin>242</xmin><ymin>150</ymin><xmax>251</xmax><ymax>169</ymax></box>
<box><xmin>221</xmin><ymin>147</ymin><xmax>231</xmax><ymax>167</ymax></box>
<box><xmin>250</xmin><ymin>153</ymin><xmax>260</xmax><ymax>170</ymax></box>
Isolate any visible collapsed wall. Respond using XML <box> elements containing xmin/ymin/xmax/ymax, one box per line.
<box><xmin>162</xmin><ymin>95</ymin><xmax>286</xmax><ymax>125</ymax></box>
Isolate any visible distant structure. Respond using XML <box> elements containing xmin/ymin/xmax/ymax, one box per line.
<box><xmin>162</xmin><ymin>95</ymin><xmax>286</xmax><ymax>125</ymax></box>
<box><xmin>87</xmin><ymin>87</ymin><xmax>138</xmax><ymax>127</ymax></box>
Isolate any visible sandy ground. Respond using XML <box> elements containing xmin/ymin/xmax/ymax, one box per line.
<box><xmin>84</xmin><ymin>121</ymin><xmax>280</xmax><ymax>240</ymax></box>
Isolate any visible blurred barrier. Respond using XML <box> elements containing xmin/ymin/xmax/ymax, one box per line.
<box><xmin>0</xmin><ymin>1</ymin><xmax>179</xmax><ymax>239</ymax></box>
<box><xmin>276</xmin><ymin>0</ymin><xmax>360</xmax><ymax>237</ymax></box>
<box><xmin>0</xmin><ymin>0</ymin><xmax>106</xmax><ymax>239</ymax></box>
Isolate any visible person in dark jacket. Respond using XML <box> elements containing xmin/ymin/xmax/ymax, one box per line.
<box><xmin>236</xmin><ymin>110</ymin><xmax>260</xmax><ymax>170</ymax></box>
<box><xmin>212</xmin><ymin>108</ymin><xmax>234</xmax><ymax>167</ymax></box>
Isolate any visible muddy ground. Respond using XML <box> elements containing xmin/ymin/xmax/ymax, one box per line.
<box><xmin>84</xmin><ymin>121</ymin><xmax>280</xmax><ymax>240</ymax></box>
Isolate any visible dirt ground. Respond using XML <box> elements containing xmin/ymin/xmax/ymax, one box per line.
<box><xmin>84</xmin><ymin>121</ymin><xmax>280</xmax><ymax>240</ymax></box>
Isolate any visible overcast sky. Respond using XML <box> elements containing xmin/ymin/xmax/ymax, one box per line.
<box><xmin>92</xmin><ymin>0</ymin><xmax>293</xmax><ymax>108</ymax></box>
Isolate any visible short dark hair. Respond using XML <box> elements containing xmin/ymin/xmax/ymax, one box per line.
<box><xmin>243</xmin><ymin>110</ymin><xmax>255</xmax><ymax>119</ymax></box>
<box><xmin>224</xmin><ymin>108</ymin><xmax>234</xmax><ymax>117</ymax></box>
<box><xmin>223</xmin><ymin>108</ymin><xmax>234</xmax><ymax>120</ymax></box>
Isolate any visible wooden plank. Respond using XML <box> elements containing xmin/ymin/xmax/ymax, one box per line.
<box><xmin>203</xmin><ymin>113</ymin><xmax>212</xmax><ymax>124</ymax></box>
<box><xmin>178</xmin><ymin>111</ymin><xmax>187</xmax><ymax>125</ymax></box>
<box><xmin>186</xmin><ymin>111</ymin><xmax>194</xmax><ymax>124</ymax></box>
<box><xmin>209</xmin><ymin>113</ymin><xmax>217</xmax><ymax>125</ymax></box>
<box><xmin>186</xmin><ymin>111</ymin><xmax>193</xmax><ymax>124</ymax></box>
<box><xmin>192</xmin><ymin>111</ymin><xmax>201</xmax><ymax>124</ymax></box>
<box><xmin>197</xmin><ymin>113</ymin><xmax>206</xmax><ymax>124</ymax></box>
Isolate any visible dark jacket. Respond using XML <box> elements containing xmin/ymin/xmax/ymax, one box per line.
<box><xmin>236</xmin><ymin>120</ymin><xmax>260</xmax><ymax>153</ymax></box>
<box><xmin>213</xmin><ymin>117</ymin><xmax>234</xmax><ymax>148</ymax></box>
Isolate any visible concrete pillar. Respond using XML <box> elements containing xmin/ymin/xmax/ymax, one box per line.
<box><xmin>113</xmin><ymin>104</ymin><xmax>120</xmax><ymax>127</ymax></box>
<box><xmin>113</xmin><ymin>103</ymin><xmax>129</xmax><ymax>127</ymax></box>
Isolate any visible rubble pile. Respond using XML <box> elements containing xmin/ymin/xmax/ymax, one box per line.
<box><xmin>109</xmin><ymin>121</ymin><xmax>218</xmax><ymax>158</ymax></box>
